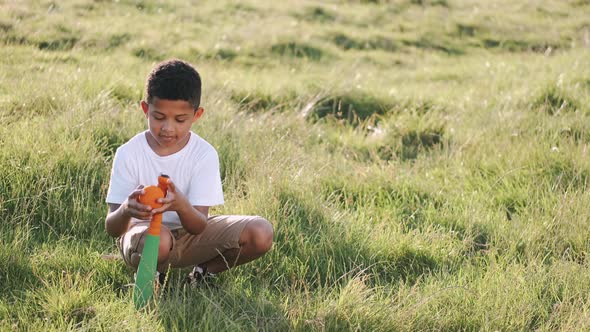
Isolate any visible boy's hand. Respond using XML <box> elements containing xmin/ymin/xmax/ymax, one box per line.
<box><xmin>123</xmin><ymin>185</ymin><xmax>153</xmax><ymax>220</ymax></box>
<box><xmin>151</xmin><ymin>179</ymin><xmax>189</xmax><ymax>214</ymax></box>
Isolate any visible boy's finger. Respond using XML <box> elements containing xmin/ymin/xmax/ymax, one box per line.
<box><xmin>129</xmin><ymin>189</ymin><xmax>145</xmax><ymax>199</ymax></box>
<box><xmin>151</xmin><ymin>207</ymin><xmax>163</xmax><ymax>214</ymax></box>
<box><xmin>129</xmin><ymin>201</ymin><xmax>152</xmax><ymax>211</ymax></box>
<box><xmin>151</xmin><ymin>203</ymin><xmax>171</xmax><ymax>214</ymax></box>
<box><xmin>128</xmin><ymin>208</ymin><xmax>151</xmax><ymax>220</ymax></box>
<box><xmin>157</xmin><ymin>197</ymin><xmax>172</xmax><ymax>204</ymax></box>
<box><xmin>130</xmin><ymin>185</ymin><xmax>145</xmax><ymax>195</ymax></box>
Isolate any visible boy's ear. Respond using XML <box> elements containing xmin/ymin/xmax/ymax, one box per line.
<box><xmin>192</xmin><ymin>107</ymin><xmax>204</xmax><ymax>122</ymax></box>
<box><xmin>141</xmin><ymin>101</ymin><xmax>149</xmax><ymax>116</ymax></box>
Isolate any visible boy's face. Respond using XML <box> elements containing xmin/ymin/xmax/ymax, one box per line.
<box><xmin>141</xmin><ymin>98</ymin><xmax>203</xmax><ymax>152</ymax></box>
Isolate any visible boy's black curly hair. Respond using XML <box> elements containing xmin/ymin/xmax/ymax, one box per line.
<box><xmin>144</xmin><ymin>59</ymin><xmax>202</xmax><ymax>108</ymax></box>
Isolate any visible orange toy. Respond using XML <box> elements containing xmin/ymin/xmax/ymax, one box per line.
<box><xmin>134</xmin><ymin>175</ymin><xmax>169</xmax><ymax>309</ymax></box>
<box><xmin>138</xmin><ymin>186</ymin><xmax>165</xmax><ymax>235</ymax></box>
<box><xmin>138</xmin><ymin>186</ymin><xmax>165</xmax><ymax>207</ymax></box>
<box><xmin>137</xmin><ymin>175</ymin><xmax>168</xmax><ymax>235</ymax></box>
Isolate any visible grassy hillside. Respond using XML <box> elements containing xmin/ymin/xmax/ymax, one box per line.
<box><xmin>1</xmin><ymin>0</ymin><xmax>590</xmax><ymax>330</ymax></box>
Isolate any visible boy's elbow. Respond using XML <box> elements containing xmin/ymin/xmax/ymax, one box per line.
<box><xmin>105</xmin><ymin>215</ymin><xmax>125</xmax><ymax>238</ymax></box>
<box><xmin>106</xmin><ymin>227</ymin><xmax>125</xmax><ymax>239</ymax></box>
<box><xmin>104</xmin><ymin>220</ymin><xmax>118</xmax><ymax>238</ymax></box>
<box><xmin>186</xmin><ymin>222</ymin><xmax>206</xmax><ymax>236</ymax></box>
<box><xmin>197</xmin><ymin>222</ymin><xmax>207</xmax><ymax>234</ymax></box>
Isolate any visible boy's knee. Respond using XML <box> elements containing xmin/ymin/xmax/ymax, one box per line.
<box><xmin>246</xmin><ymin>217</ymin><xmax>273</xmax><ymax>254</ymax></box>
<box><xmin>158</xmin><ymin>228</ymin><xmax>173</xmax><ymax>264</ymax></box>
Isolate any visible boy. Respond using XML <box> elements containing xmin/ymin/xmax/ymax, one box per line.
<box><xmin>105</xmin><ymin>59</ymin><xmax>273</xmax><ymax>285</ymax></box>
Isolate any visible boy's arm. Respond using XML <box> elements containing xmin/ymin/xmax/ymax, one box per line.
<box><xmin>105</xmin><ymin>186</ymin><xmax>153</xmax><ymax>237</ymax></box>
<box><xmin>105</xmin><ymin>203</ymin><xmax>130</xmax><ymax>237</ymax></box>
<box><xmin>176</xmin><ymin>204</ymin><xmax>209</xmax><ymax>235</ymax></box>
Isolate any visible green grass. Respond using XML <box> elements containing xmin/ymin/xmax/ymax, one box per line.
<box><xmin>1</xmin><ymin>0</ymin><xmax>590</xmax><ymax>330</ymax></box>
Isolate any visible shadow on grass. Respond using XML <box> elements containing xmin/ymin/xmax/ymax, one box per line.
<box><xmin>1</xmin><ymin>152</ymin><xmax>109</xmax><ymax>245</ymax></box>
<box><xmin>329</xmin><ymin>32</ymin><xmax>397</xmax><ymax>52</ymax></box>
<box><xmin>156</xmin><ymin>284</ymin><xmax>290</xmax><ymax>330</ymax></box>
<box><xmin>307</xmin><ymin>93</ymin><xmax>394</xmax><ymax>126</ymax></box>
<box><xmin>537</xmin><ymin>155</ymin><xmax>589</xmax><ymax>192</ymax></box>
<box><xmin>230</xmin><ymin>90</ymin><xmax>296</xmax><ymax>113</ymax></box>
<box><xmin>321</xmin><ymin>179</ymin><xmax>491</xmax><ymax>254</ymax></box>
<box><xmin>481</xmin><ymin>37</ymin><xmax>566</xmax><ymax>54</ymax></box>
<box><xmin>2</xmin><ymin>94</ymin><xmax>66</xmax><ymax>124</ymax></box>
<box><xmin>0</xmin><ymin>250</ymin><xmax>38</xmax><ymax>299</ymax></box>
<box><xmin>376</xmin><ymin>126</ymin><xmax>446</xmax><ymax>161</ymax></box>
<box><xmin>93</xmin><ymin>125</ymin><xmax>134</xmax><ymax>159</ymax></box>
<box><xmin>267</xmin><ymin>189</ymin><xmax>441</xmax><ymax>289</ymax></box>
<box><xmin>132</xmin><ymin>47</ymin><xmax>166</xmax><ymax>61</ymax></box>
<box><xmin>531</xmin><ymin>85</ymin><xmax>580</xmax><ymax>115</ymax></box>
<box><xmin>402</xmin><ymin>35</ymin><xmax>464</xmax><ymax>56</ymax></box>
<box><xmin>295</xmin><ymin>6</ymin><xmax>337</xmax><ymax>23</ymax></box>
<box><xmin>270</xmin><ymin>41</ymin><xmax>327</xmax><ymax>61</ymax></box>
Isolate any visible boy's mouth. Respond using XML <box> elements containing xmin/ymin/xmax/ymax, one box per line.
<box><xmin>160</xmin><ymin>135</ymin><xmax>175</xmax><ymax>142</ymax></box>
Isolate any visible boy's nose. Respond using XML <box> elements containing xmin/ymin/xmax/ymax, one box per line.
<box><xmin>161</xmin><ymin>120</ymin><xmax>173</xmax><ymax>130</ymax></box>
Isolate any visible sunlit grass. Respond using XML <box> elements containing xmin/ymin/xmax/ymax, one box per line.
<box><xmin>2</xmin><ymin>0</ymin><xmax>590</xmax><ymax>330</ymax></box>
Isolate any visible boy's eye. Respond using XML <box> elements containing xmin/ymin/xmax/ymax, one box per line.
<box><xmin>154</xmin><ymin>116</ymin><xmax>165</xmax><ymax>120</ymax></box>
<box><xmin>177</xmin><ymin>120</ymin><xmax>186</xmax><ymax>123</ymax></box>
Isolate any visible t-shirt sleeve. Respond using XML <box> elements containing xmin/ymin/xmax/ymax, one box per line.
<box><xmin>106</xmin><ymin>148</ymin><xmax>137</xmax><ymax>204</ymax></box>
<box><xmin>187</xmin><ymin>149</ymin><xmax>224</xmax><ymax>206</ymax></box>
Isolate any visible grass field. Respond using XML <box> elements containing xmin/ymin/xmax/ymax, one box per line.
<box><xmin>2</xmin><ymin>0</ymin><xmax>590</xmax><ymax>330</ymax></box>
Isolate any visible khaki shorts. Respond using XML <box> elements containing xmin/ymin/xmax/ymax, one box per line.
<box><xmin>118</xmin><ymin>215</ymin><xmax>259</xmax><ymax>269</ymax></box>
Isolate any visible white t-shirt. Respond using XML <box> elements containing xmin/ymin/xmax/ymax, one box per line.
<box><xmin>106</xmin><ymin>130</ymin><xmax>224</xmax><ymax>229</ymax></box>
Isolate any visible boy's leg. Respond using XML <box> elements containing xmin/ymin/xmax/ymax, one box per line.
<box><xmin>170</xmin><ymin>215</ymin><xmax>273</xmax><ymax>273</ymax></box>
<box><xmin>200</xmin><ymin>216</ymin><xmax>273</xmax><ymax>273</ymax></box>
<box><xmin>118</xmin><ymin>222</ymin><xmax>174</xmax><ymax>273</ymax></box>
